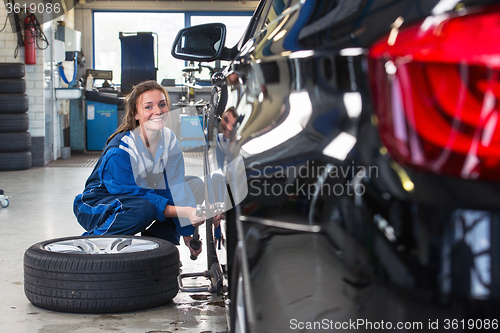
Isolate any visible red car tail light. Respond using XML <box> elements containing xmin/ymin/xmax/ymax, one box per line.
<box><xmin>368</xmin><ymin>7</ymin><xmax>500</xmax><ymax>182</ymax></box>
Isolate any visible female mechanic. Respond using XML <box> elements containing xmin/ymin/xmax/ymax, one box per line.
<box><xmin>73</xmin><ymin>80</ymin><xmax>204</xmax><ymax>257</ymax></box>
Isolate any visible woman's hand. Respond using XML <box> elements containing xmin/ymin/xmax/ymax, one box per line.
<box><xmin>164</xmin><ymin>206</ymin><xmax>205</xmax><ymax>227</ymax></box>
<box><xmin>183</xmin><ymin>235</ymin><xmax>202</xmax><ymax>257</ymax></box>
<box><xmin>213</xmin><ymin>212</ymin><xmax>225</xmax><ymax>228</ymax></box>
<box><xmin>183</xmin><ymin>206</ymin><xmax>205</xmax><ymax>227</ymax></box>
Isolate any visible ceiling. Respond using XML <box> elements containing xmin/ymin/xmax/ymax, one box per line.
<box><xmin>74</xmin><ymin>0</ymin><xmax>258</xmax><ymax>12</ymax></box>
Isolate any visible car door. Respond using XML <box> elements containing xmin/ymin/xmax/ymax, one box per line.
<box><xmin>220</xmin><ymin>1</ymin><xmax>358</xmax><ymax>332</ymax></box>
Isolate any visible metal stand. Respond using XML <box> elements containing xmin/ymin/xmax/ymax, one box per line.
<box><xmin>177</xmin><ymin>260</ymin><xmax>225</xmax><ymax>294</ymax></box>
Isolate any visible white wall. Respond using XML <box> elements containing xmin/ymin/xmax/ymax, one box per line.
<box><xmin>0</xmin><ymin>2</ymin><xmax>76</xmax><ymax>165</ymax></box>
<box><xmin>0</xmin><ymin>4</ymin><xmax>45</xmax><ymax>165</ymax></box>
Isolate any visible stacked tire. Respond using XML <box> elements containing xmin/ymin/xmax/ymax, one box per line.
<box><xmin>0</xmin><ymin>63</ymin><xmax>31</xmax><ymax>171</ymax></box>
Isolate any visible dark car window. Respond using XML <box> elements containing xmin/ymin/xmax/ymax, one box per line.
<box><xmin>254</xmin><ymin>0</ymin><xmax>302</xmax><ymax>37</ymax></box>
<box><xmin>233</xmin><ymin>0</ymin><xmax>273</xmax><ymax>54</ymax></box>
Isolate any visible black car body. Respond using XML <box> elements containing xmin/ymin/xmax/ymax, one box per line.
<box><xmin>172</xmin><ymin>0</ymin><xmax>500</xmax><ymax>331</ymax></box>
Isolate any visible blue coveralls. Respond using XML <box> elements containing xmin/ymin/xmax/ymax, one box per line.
<box><xmin>73</xmin><ymin>128</ymin><xmax>203</xmax><ymax>245</ymax></box>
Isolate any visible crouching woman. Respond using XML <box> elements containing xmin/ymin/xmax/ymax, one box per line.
<box><xmin>73</xmin><ymin>80</ymin><xmax>204</xmax><ymax>257</ymax></box>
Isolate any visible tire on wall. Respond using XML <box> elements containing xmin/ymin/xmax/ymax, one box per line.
<box><xmin>0</xmin><ymin>94</ymin><xmax>29</xmax><ymax>113</ymax></box>
<box><xmin>0</xmin><ymin>151</ymin><xmax>32</xmax><ymax>171</ymax></box>
<box><xmin>0</xmin><ymin>132</ymin><xmax>31</xmax><ymax>152</ymax></box>
<box><xmin>0</xmin><ymin>79</ymin><xmax>26</xmax><ymax>94</ymax></box>
<box><xmin>24</xmin><ymin>235</ymin><xmax>180</xmax><ymax>314</ymax></box>
<box><xmin>0</xmin><ymin>113</ymin><xmax>29</xmax><ymax>132</ymax></box>
<box><xmin>0</xmin><ymin>62</ymin><xmax>25</xmax><ymax>79</ymax></box>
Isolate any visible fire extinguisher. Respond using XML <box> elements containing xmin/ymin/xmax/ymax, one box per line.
<box><xmin>24</xmin><ymin>14</ymin><xmax>36</xmax><ymax>65</ymax></box>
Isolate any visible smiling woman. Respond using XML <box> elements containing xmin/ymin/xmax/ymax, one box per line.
<box><xmin>133</xmin><ymin>89</ymin><xmax>170</xmax><ymax>150</ymax></box>
<box><xmin>73</xmin><ymin>80</ymin><xmax>206</xmax><ymax>259</ymax></box>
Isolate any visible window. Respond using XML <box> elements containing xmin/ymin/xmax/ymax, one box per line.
<box><xmin>190</xmin><ymin>14</ymin><xmax>251</xmax><ymax>49</ymax></box>
<box><xmin>94</xmin><ymin>11</ymin><xmax>252</xmax><ymax>87</ymax></box>
<box><xmin>94</xmin><ymin>12</ymin><xmax>185</xmax><ymax>87</ymax></box>
<box><xmin>187</xmin><ymin>13</ymin><xmax>252</xmax><ymax>82</ymax></box>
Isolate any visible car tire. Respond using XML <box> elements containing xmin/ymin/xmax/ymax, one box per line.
<box><xmin>0</xmin><ymin>62</ymin><xmax>25</xmax><ymax>79</ymax></box>
<box><xmin>0</xmin><ymin>79</ymin><xmax>26</xmax><ymax>94</ymax></box>
<box><xmin>0</xmin><ymin>132</ymin><xmax>31</xmax><ymax>152</ymax></box>
<box><xmin>0</xmin><ymin>94</ymin><xmax>29</xmax><ymax>113</ymax></box>
<box><xmin>24</xmin><ymin>235</ymin><xmax>180</xmax><ymax>314</ymax></box>
<box><xmin>0</xmin><ymin>151</ymin><xmax>32</xmax><ymax>171</ymax></box>
<box><xmin>0</xmin><ymin>113</ymin><xmax>29</xmax><ymax>132</ymax></box>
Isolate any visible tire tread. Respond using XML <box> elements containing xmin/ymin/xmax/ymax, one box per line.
<box><xmin>0</xmin><ymin>94</ymin><xmax>29</xmax><ymax>113</ymax></box>
<box><xmin>0</xmin><ymin>63</ymin><xmax>25</xmax><ymax>79</ymax></box>
<box><xmin>0</xmin><ymin>79</ymin><xmax>26</xmax><ymax>93</ymax></box>
<box><xmin>0</xmin><ymin>151</ymin><xmax>31</xmax><ymax>171</ymax></box>
<box><xmin>23</xmin><ymin>236</ymin><xmax>180</xmax><ymax>313</ymax></box>
<box><xmin>0</xmin><ymin>132</ymin><xmax>31</xmax><ymax>152</ymax></box>
<box><xmin>0</xmin><ymin>113</ymin><xmax>29</xmax><ymax>132</ymax></box>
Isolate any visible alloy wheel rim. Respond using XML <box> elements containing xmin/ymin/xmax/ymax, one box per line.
<box><xmin>44</xmin><ymin>237</ymin><xmax>159</xmax><ymax>254</ymax></box>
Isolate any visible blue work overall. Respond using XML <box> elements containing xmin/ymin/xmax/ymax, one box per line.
<box><xmin>73</xmin><ymin>130</ymin><xmax>203</xmax><ymax>245</ymax></box>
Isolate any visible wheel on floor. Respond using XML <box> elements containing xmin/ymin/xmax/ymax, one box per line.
<box><xmin>24</xmin><ymin>235</ymin><xmax>180</xmax><ymax>313</ymax></box>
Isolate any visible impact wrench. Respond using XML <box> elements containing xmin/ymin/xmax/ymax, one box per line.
<box><xmin>189</xmin><ymin>204</ymin><xmax>205</xmax><ymax>260</ymax></box>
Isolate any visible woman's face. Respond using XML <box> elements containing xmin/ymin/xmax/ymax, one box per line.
<box><xmin>221</xmin><ymin>112</ymin><xmax>236</xmax><ymax>138</ymax></box>
<box><xmin>135</xmin><ymin>89</ymin><xmax>169</xmax><ymax>132</ymax></box>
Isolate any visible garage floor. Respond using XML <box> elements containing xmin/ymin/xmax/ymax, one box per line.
<box><xmin>0</xmin><ymin>153</ymin><xmax>228</xmax><ymax>333</ymax></box>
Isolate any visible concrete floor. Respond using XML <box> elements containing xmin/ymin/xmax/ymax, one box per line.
<box><xmin>0</xmin><ymin>163</ymin><xmax>228</xmax><ymax>333</ymax></box>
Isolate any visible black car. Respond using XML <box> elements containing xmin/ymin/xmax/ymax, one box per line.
<box><xmin>172</xmin><ymin>0</ymin><xmax>500</xmax><ymax>332</ymax></box>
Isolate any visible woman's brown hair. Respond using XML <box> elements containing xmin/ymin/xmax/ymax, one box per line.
<box><xmin>106</xmin><ymin>80</ymin><xmax>171</xmax><ymax>144</ymax></box>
